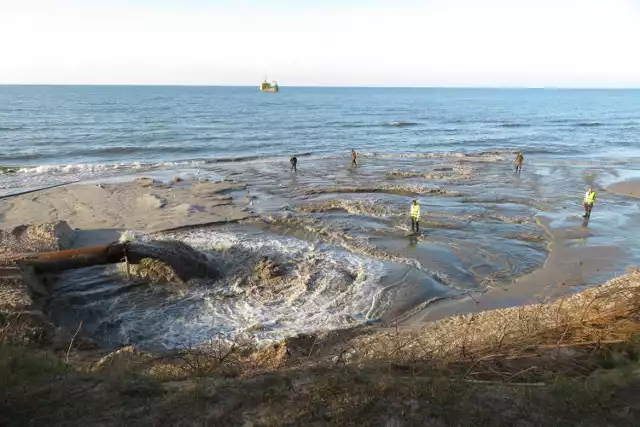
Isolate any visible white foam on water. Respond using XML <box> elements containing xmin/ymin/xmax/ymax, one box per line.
<box><xmin>0</xmin><ymin>150</ymin><xmax>504</xmax><ymax>192</ymax></box>
<box><xmin>17</xmin><ymin>159</ymin><xmax>206</xmax><ymax>175</ymax></box>
<box><xmin>126</xmin><ymin>228</ymin><xmax>389</xmax><ymax>348</ymax></box>
<box><xmin>19</xmin><ymin>163</ymin><xmax>134</xmax><ymax>174</ymax></box>
<box><xmin>0</xmin><ymin>159</ymin><xmax>211</xmax><ymax>192</ymax></box>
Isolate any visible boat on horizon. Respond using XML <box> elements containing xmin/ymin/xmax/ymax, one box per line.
<box><xmin>260</xmin><ymin>79</ymin><xmax>279</xmax><ymax>93</ymax></box>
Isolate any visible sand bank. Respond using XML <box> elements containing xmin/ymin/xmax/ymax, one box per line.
<box><xmin>606</xmin><ymin>178</ymin><xmax>640</xmax><ymax>198</ymax></box>
<box><xmin>0</xmin><ymin>178</ymin><xmax>251</xmax><ymax>232</ymax></box>
<box><xmin>406</xmin><ymin>214</ymin><xmax>622</xmax><ymax>323</ymax></box>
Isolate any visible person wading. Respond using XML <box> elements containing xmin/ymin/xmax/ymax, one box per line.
<box><xmin>290</xmin><ymin>155</ymin><xmax>297</xmax><ymax>173</ymax></box>
<box><xmin>583</xmin><ymin>187</ymin><xmax>596</xmax><ymax>219</ymax></box>
<box><xmin>514</xmin><ymin>152</ymin><xmax>524</xmax><ymax>175</ymax></box>
<box><xmin>410</xmin><ymin>200</ymin><xmax>421</xmax><ymax>233</ymax></box>
<box><xmin>351</xmin><ymin>149</ymin><xmax>358</xmax><ymax>167</ymax></box>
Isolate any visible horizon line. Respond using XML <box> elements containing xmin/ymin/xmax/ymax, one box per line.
<box><xmin>1</xmin><ymin>83</ymin><xmax>640</xmax><ymax>90</ymax></box>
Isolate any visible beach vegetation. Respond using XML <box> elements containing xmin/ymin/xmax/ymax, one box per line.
<box><xmin>1</xmin><ymin>269</ymin><xmax>640</xmax><ymax>425</ymax></box>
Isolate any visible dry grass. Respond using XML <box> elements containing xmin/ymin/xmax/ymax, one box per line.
<box><xmin>333</xmin><ymin>268</ymin><xmax>640</xmax><ymax>386</ymax></box>
<box><xmin>1</xmin><ymin>270</ymin><xmax>640</xmax><ymax>426</ymax></box>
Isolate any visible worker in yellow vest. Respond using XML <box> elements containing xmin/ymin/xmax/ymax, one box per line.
<box><xmin>410</xmin><ymin>200</ymin><xmax>420</xmax><ymax>233</ymax></box>
<box><xmin>583</xmin><ymin>188</ymin><xmax>596</xmax><ymax>219</ymax></box>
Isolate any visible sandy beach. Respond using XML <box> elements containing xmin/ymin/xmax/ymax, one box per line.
<box><xmin>0</xmin><ymin>177</ymin><xmax>251</xmax><ymax>232</ymax></box>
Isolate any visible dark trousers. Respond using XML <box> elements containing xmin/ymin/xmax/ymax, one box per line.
<box><xmin>515</xmin><ymin>163</ymin><xmax>522</xmax><ymax>174</ymax></box>
<box><xmin>411</xmin><ymin>217</ymin><xmax>419</xmax><ymax>232</ymax></box>
<box><xmin>583</xmin><ymin>203</ymin><xmax>593</xmax><ymax>218</ymax></box>
<box><xmin>352</xmin><ymin>159</ymin><xmax>357</xmax><ymax>167</ymax></box>
<box><xmin>291</xmin><ymin>163</ymin><xmax>297</xmax><ymax>172</ymax></box>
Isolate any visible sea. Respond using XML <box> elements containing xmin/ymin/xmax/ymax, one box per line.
<box><xmin>2</xmin><ymin>86</ymin><xmax>640</xmax><ymax>350</ymax></box>
<box><xmin>2</xmin><ymin>86</ymin><xmax>640</xmax><ymax>180</ymax></box>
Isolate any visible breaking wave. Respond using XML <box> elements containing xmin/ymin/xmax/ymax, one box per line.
<box><xmin>16</xmin><ymin>161</ymin><xmax>198</xmax><ymax>175</ymax></box>
<box><xmin>11</xmin><ymin>153</ymin><xmax>321</xmax><ymax>175</ymax></box>
<box><xmin>6</xmin><ymin>150</ymin><xmax>513</xmax><ymax>177</ymax></box>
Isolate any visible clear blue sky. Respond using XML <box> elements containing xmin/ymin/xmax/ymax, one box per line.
<box><xmin>1</xmin><ymin>0</ymin><xmax>639</xmax><ymax>87</ymax></box>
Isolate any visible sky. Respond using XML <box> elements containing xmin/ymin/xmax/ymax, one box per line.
<box><xmin>1</xmin><ymin>0</ymin><xmax>640</xmax><ymax>87</ymax></box>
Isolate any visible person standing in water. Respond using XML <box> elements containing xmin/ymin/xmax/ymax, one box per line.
<box><xmin>514</xmin><ymin>152</ymin><xmax>524</xmax><ymax>175</ymax></box>
<box><xmin>351</xmin><ymin>149</ymin><xmax>358</xmax><ymax>167</ymax></box>
<box><xmin>410</xmin><ymin>200</ymin><xmax>420</xmax><ymax>233</ymax></box>
<box><xmin>583</xmin><ymin>187</ymin><xmax>596</xmax><ymax>219</ymax></box>
<box><xmin>290</xmin><ymin>155</ymin><xmax>297</xmax><ymax>173</ymax></box>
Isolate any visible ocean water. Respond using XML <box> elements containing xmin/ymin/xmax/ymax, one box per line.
<box><xmin>3</xmin><ymin>86</ymin><xmax>640</xmax><ymax>350</ymax></box>
<box><xmin>2</xmin><ymin>86</ymin><xmax>640</xmax><ymax>175</ymax></box>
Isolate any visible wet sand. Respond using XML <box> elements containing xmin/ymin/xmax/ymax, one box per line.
<box><xmin>2</xmin><ymin>151</ymin><xmax>639</xmax><ymax>347</ymax></box>
<box><xmin>607</xmin><ymin>179</ymin><xmax>640</xmax><ymax>199</ymax></box>
<box><xmin>407</xmin><ymin>214</ymin><xmax>623</xmax><ymax>323</ymax></box>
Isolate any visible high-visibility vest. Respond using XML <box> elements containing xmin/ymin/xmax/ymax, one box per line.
<box><xmin>410</xmin><ymin>204</ymin><xmax>420</xmax><ymax>219</ymax></box>
<box><xmin>583</xmin><ymin>191</ymin><xmax>596</xmax><ymax>204</ymax></box>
